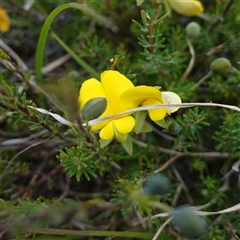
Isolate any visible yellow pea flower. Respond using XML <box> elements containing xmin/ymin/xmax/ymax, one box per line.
<box><xmin>167</xmin><ymin>0</ymin><xmax>204</xmax><ymax>17</ymax></box>
<box><xmin>120</xmin><ymin>87</ymin><xmax>181</xmax><ymax>121</ymax></box>
<box><xmin>79</xmin><ymin>70</ymin><xmax>181</xmax><ymax>142</ymax></box>
<box><xmin>0</xmin><ymin>7</ymin><xmax>10</xmax><ymax>32</ymax></box>
<box><xmin>79</xmin><ymin>70</ymin><xmax>136</xmax><ymax>141</ymax></box>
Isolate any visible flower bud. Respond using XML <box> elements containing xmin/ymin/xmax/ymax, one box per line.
<box><xmin>143</xmin><ymin>174</ymin><xmax>170</xmax><ymax>196</ymax></box>
<box><xmin>186</xmin><ymin>21</ymin><xmax>201</xmax><ymax>38</ymax></box>
<box><xmin>168</xmin><ymin>122</ymin><xmax>181</xmax><ymax>135</ymax></box>
<box><xmin>81</xmin><ymin>97</ymin><xmax>107</xmax><ymax>120</ymax></box>
<box><xmin>172</xmin><ymin>205</ymin><xmax>207</xmax><ymax>238</ymax></box>
<box><xmin>167</xmin><ymin>0</ymin><xmax>204</xmax><ymax>17</ymax></box>
<box><xmin>68</xmin><ymin>70</ymin><xmax>80</xmax><ymax>78</ymax></box>
<box><xmin>210</xmin><ymin>58</ymin><xmax>232</xmax><ymax>76</ymax></box>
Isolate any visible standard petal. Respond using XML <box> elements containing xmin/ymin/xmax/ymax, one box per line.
<box><xmin>79</xmin><ymin>78</ymin><xmax>106</xmax><ymax>109</ymax></box>
<box><xmin>162</xmin><ymin>91</ymin><xmax>182</xmax><ymax>113</ymax></box>
<box><xmin>120</xmin><ymin>86</ymin><xmax>163</xmax><ymax>109</ymax></box>
<box><xmin>101</xmin><ymin>70</ymin><xmax>135</xmax><ymax>113</ymax></box>
<box><xmin>113</xmin><ymin>116</ymin><xmax>135</xmax><ymax>134</ymax></box>
<box><xmin>168</xmin><ymin>0</ymin><xmax>204</xmax><ymax>17</ymax></box>
<box><xmin>99</xmin><ymin>121</ymin><xmax>114</xmax><ymax>140</ymax></box>
<box><xmin>79</xmin><ymin>78</ymin><xmax>114</xmax><ymax>130</ymax></box>
<box><xmin>142</xmin><ymin>98</ymin><xmax>167</xmax><ymax>121</ymax></box>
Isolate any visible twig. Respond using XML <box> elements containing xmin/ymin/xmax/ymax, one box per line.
<box><xmin>135</xmin><ymin>138</ymin><xmax>229</xmax><ymax>184</ymax></box>
<box><xmin>172</xmin><ymin>184</ymin><xmax>183</xmax><ymax>206</ymax></box>
<box><xmin>207</xmin><ymin>0</ymin><xmax>234</xmax><ymax>33</ymax></box>
<box><xmin>1</xmin><ymin>141</ymin><xmax>44</xmax><ymax>181</ymax></box>
<box><xmin>172</xmin><ymin>166</ymin><xmax>194</xmax><ymax>204</ymax></box>
<box><xmin>29</xmin><ymin>102</ymin><xmax>240</xmax><ymax>128</ymax></box>
<box><xmin>152</xmin><ymin>217</ymin><xmax>173</xmax><ymax>240</ymax></box>
<box><xmin>195</xmin><ymin>203</ymin><xmax>240</xmax><ymax>216</ymax></box>
<box><xmin>226</xmin><ymin>220</ymin><xmax>240</xmax><ymax>240</ymax></box>
<box><xmin>221</xmin><ymin>159</ymin><xmax>240</xmax><ymax>181</ymax></box>
<box><xmin>41</xmin><ymin>54</ymin><xmax>71</xmax><ymax>75</ymax></box>
<box><xmin>151</xmin><ymin>203</ymin><xmax>240</xmax><ymax>220</ymax></box>
<box><xmin>11</xmin><ymin>164</ymin><xmax>62</xmax><ymax>200</ymax></box>
<box><xmin>85</xmin><ymin>102</ymin><xmax>240</xmax><ymax>126</ymax></box>
<box><xmin>0</xmin><ymin>39</ymin><xmax>28</xmax><ymax>71</ymax></box>
<box><xmin>21</xmin><ymin>156</ymin><xmax>49</xmax><ymax>200</ymax></box>
<box><xmin>72</xmin><ymin>2</ymin><xmax>119</xmax><ymax>33</ymax></box>
<box><xmin>132</xmin><ymin>139</ymin><xmax>229</xmax><ymax>158</ymax></box>
<box><xmin>57</xmin><ymin>176</ymin><xmax>71</xmax><ymax>202</ymax></box>
<box><xmin>181</xmin><ymin>37</ymin><xmax>195</xmax><ymax>79</ymax></box>
<box><xmin>139</xmin><ymin>155</ymin><xmax>182</xmax><ymax>184</ymax></box>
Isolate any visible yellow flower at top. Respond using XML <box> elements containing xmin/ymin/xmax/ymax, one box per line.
<box><xmin>0</xmin><ymin>7</ymin><xmax>10</xmax><ymax>32</ymax></box>
<box><xmin>79</xmin><ymin>70</ymin><xmax>181</xmax><ymax>142</ymax></box>
<box><xmin>120</xmin><ymin>87</ymin><xmax>181</xmax><ymax>121</ymax></box>
<box><xmin>167</xmin><ymin>0</ymin><xmax>204</xmax><ymax>17</ymax></box>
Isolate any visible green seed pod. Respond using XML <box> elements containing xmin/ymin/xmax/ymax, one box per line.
<box><xmin>210</xmin><ymin>58</ymin><xmax>232</xmax><ymax>76</ymax></box>
<box><xmin>172</xmin><ymin>205</ymin><xmax>207</xmax><ymax>239</ymax></box>
<box><xmin>168</xmin><ymin>122</ymin><xmax>181</xmax><ymax>135</ymax></box>
<box><xmin>81</xmin><ymin>97</ymin><xmax>107</xmax><ymax>120</ymax></box>
<box><xmin>68</xmin><ymin>70</ymin><xmax>80</xmax><ymax>78</ymax></box>
<box><xmin>143</xmin><ymin>174</ymin><xmax>170</xmax><ymax>196</ymax></box>
<box><xmin>186</xmin><ymin>21</ymin><xmax>201</xmax><ymax>38</ymax></box>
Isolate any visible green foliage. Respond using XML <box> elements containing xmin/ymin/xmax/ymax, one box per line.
<box><xmin>132</xmin><ymin>8</ymin><xmax>170</xmax><ymax>78</ymax></box>
<box><xmin>111</xmin><ymin>178</ymin><xmax>171</xmax><ymax>221</ymax></box>
<box><xmin>1</xmin><ymin>0</ymin><xmax>240</xmax><ymax>239</ymax></box>
<box><xmin>199</xmin><ymin>176</ymin><xmax>223</xmax><ymax>201</ymax></box>
<box><xmin>214</xmin><ymin>111</ymin><xmax>240</xmax><ymax>154</ymax></box>
<box><xmin>57</xmin><ymin>142</ymin><xmax>107</xmax><ymax>181</ymax></box>
<box><xmin>174</xmin><ymin>108</ymin><xmax>210</xmax><ymax>151</ymax></box>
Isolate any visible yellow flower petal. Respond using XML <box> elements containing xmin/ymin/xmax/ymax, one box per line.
<box><xmin>99</xmin><ymin>116</ymin><xmax>135</xmax><ymax>141</ymax></box>
<box><xmin>79</xmin><ymin>78</ymin><xmax>106</xmax><ymax>108</ymax></box>
<box><xmin>79</xmin><ymin>78</ymin><xmax>113</xmax><ymax>130</ymax></box>
<box><xmin>99</xmin><ymin>121</ymin><xmax>114</xmax><ymax>140</ymax></box>
<box><xmin>162</xmin><ymin>91</ymin><xmax>182</xmax><ymax>113</ymax></box>
<box><xmin>101</xmin><ymin>70</ymin><xmax>135</xmax><ymax>113</ymax></box>
<box><xmin>113</xmin><ymin>116</ymin><xmax>135</xmax><ymax>134</ymax></box>
<box><xmin>120</xmin><ymin>86</ymin><xmax>163</xmax><ymax>108</ymax></box>
<box><xmin>168</xmin><ymin>0</ymin><xmax>204</xmax><ymax>17</ymax></box>
<box><xmin>121</xmin><ymin>86</ymin><xmax>167</xmax><ymax>121</ymax></box>
<box><xmin>142</xmin><ymin>98</ymin><xmax>167</xmax><ymax>121</ymax></box>
<box><xmin>0</xmin><ymin>7</ymin><xmax>10</xmax><ymax>32</ymax></box>
<box><xmin>79</xmin><ymin>71</ymin><xmax>135</xmax><ymax>131</ymax></box>
<box><xmin>113</xmin><ymin>123</ymin><xmax>128</xmax><ymax>143</ymax></box>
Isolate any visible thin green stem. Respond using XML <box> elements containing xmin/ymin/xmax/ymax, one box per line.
<box><xmin>149</xmin><ymin>201</ymin><xmax>173</xmax><ymax>213</ymax></box>
<box><xmin>35</xmin><ymin>3</ymin><xmax>117</xmax><ymax>83</ymax></box>
<box><xmin>191</xmin><ymin>71</ymin><xmax>213</xmax><ymax>90</ymax></box>
<box><xmin>28</xmin><ymin>227</ymin><xmax>154</xmax><ymax>239</ymax></box>
<box><xmin>232</xmin><ymin>67</ymin><xmax>240</xmax><ymax>78</ymax></box>
<box><xmin>51</xmin><ymin>32</ymin><xmax>98</xmax><ymax>78</ymax></box>
<box><xmin>109</xmin><ymin>146</ymin><xmax>147</xmax><ymax>160</ymax></box>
